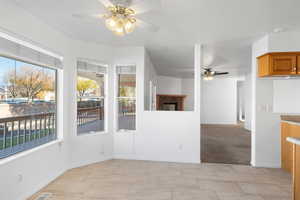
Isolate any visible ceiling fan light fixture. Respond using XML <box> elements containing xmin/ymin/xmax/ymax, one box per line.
<box><xmin>203</xmin><ymin>75</ymin><xmax>214</xmax><ymax>81</ymax></box>
<box><xmin>105</xmin><ymin>15</ymin><xmax>118</xmax><ymax>31</ymax></box>
<box><xmin>103</xmin><ymin>4</ymin><xmax>137</xmax><ymax>36</ymax></box>
<box><xmin>124</xmin><ymin>18</ymin><xmax>136</xmax><ymax>33</ymax></box>
<box><xmin>113</xmin><ymin>24</ymin><xmax>125</xmax><ymax>36</ymax></box>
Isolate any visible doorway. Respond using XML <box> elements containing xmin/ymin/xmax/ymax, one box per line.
<box><xmin>201</xmin><ymin>78</ymin><xmax>251</xmax><ymax>165</ymax></box>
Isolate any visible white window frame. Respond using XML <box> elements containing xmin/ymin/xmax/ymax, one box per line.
<box><xmin>76</xmin><ymin>61</ymin><xmax>108</xmax><ymax>135</ymax></box>
<box><xmin>115</xmin><ymin>65</ymin><xmax>137</xmax><ymax>132</ymax></box>
<box><xmin>149</xmin><ymin>80</ymin><xmax>157</xmax><ymax>111</ymax></box>
<box><xmin>0</xmin><ymin>54</ymin><xmax>60</xmax><ymax>159</ymax></box>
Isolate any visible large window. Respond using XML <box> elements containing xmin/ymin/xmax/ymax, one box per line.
<box><xmin>77</xmin><ymin>61</ymin><xmax>107</xmax><ymax>135</ymax></box>
<box><xmin>116</xmin><ymin>66</ymin><xmax>136</xmax><ymax>131</ymax></box>
<box><xmin>0</xmin><ymin>56</ymin><xmax>57</xmax><ymax>158</ymax></box>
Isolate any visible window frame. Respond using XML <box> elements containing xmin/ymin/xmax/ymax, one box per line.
<box><xmin>0</xmin><ymin>54</ymin><xmax>59</xmax><ymax>159</ymax></box>
<box><xmin>76</xmin><ymin>62</ymin><xmax>108</xmax><ymax>136</ymax></box>
<box><xmin>115</xmin><ymin>65</ymin><xmax>137</xmax><ymax>133</ymax></box>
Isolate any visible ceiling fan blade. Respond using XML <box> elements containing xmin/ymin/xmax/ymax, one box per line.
<box><xmin>130</xmin><ymin>0</ymin><xmax>162</xmax><ymax>15</ymax></box>
<box><xmin>72</xmin><ymin>13</ymin><xmax>105</xmax><ymax>20</ymax></box>
<box><xmin>136</xmin><ymin>19</ymin><xmax>159</xmax><ymax>32</ymax></box>
<box><xmin>98</xmin><ymin>0</ymin><xmax>114</xmax><ymax>8</ymax></box>
<box><xmin>214</xmin><ymin>72</ymin><xmax>229</xmax><ymax>75</ymax></box>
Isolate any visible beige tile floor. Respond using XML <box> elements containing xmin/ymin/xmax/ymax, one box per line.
<box><xmin>28</xmin><ymin>159</ymin><xmax>292</xmax><ymax>200</ymax></box>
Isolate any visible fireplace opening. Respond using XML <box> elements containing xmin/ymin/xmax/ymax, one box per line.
<box><xmin>162</xmin><ymin>102</ymin><xmax>178</xmax><ymax>111</ymax></box>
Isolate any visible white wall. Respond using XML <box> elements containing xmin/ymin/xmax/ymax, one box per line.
<box><xmin>244</xmin><ymin>72</ymin><xmax>252</xmax><ymax>131</ymax></box>
<box><xmin>273</xmin><ymin>80</ymin><xmax>300</xmax><ymax>114</ymax></box>
<box><xmin>237</xmin><ymin>81</ymin><xmax>245</xmax><ymax>121</ymax></box>
<box><xmin>181</xmin><ymin>78</ymin><xmax>194</xmax><ymax>111</ymax></box>
<box><xmin>144</xmin><ymin>50</ymin><xmax>158</xmax><ymax>110</ymax></box>
<box><xmin>157</xmin><ymin>75</ymin><xmax>182</xmax><ymax>95</ymax></box>
<box><xmin>0</xmin><ymin>2</ymin><xmax>114</xmax><ymax>200</ymax></box>
<box><xmin>201</xmin><ymin>78</ymin><xmax>238</xmax><ymax>124</ymax></box>
<box><xmin>113</xmin><ymin>45</ymin><xmax>201</xmax><ymax>163</ymax></box>
<box><xmin>69</xmin><ymin>41</ymin><xmax>114</xmax><ymax>169</ymax></box>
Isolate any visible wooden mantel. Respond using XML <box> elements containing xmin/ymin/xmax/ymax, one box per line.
<box><xmin>156</xmin><ymin>94</ymin><xmax>186</xmax><ymax>111</ymax></box>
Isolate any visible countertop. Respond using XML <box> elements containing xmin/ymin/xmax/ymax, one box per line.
<box><xmin>281</xmin><ymin>115</ymin><xmax>300</xmax><ymax>123</ymax></box>
<box><xmin>287</xmin><ymin>137</ymin><xmax>300</xmax><ymax>146</ymax></box>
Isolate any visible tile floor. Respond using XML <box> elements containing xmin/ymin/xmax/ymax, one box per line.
<box><xmin>29</xmin><ymin>159</ymin><xmax>292</xmax><ymax>200</ymax></box>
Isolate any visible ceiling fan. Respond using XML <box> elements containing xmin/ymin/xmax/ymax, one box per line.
<box><xmin>72</xmin><ymin>0</ymin><xmax>160</xmax><ymax>36</ymax></box>
<box><xmin>202</xmin><ymin>67</ymin><xmax>229</xmax><ymax>80</ymax></box>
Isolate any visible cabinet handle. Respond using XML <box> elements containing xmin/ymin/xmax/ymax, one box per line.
<box><xmin>293</xmin><ymin>66</ymin><xmax>297</xmax><ymax>72</ymax></box>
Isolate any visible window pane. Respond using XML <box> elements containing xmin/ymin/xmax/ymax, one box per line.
<box><xmin>118</xmin><ymin>99</ymin><xmax>136</xmax><ymax>130</ymax></box>
<box><xmin>118</xmin><ymin>74</ymin><xmax>136</xmax><ymax>97</ymax></box>
<box><xmin>77</xmin><ymin>71</ymin><xmax>105</xmax><ymax>134</ymax></box>
<box><xmin>0</xmin><ymin>56</ymin><xmax>57</xmax><ymax>158</ymax></box>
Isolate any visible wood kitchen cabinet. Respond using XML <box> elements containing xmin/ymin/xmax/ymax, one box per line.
<box><xmin>282</xmin><ymin>122</ymin><xmax>293</xmax><ymax>172</ymax></box>
<box><xmin>258</xmin><ymin>52</ymin><xmax>300</xmax><ymax>77</ymax></box>
<box><xmin>281</xmin><ymin>122</ymin><xmax>300</xmax><ymax>173</ymax></box>
<box><xmin>298</xmin><ymin>56</ymin><xmax>300</xmax><ymax>75</ymax></box>
<box><xmin>293</xmin><ymin>144</ymin><xmax>300</xmax><ymax>200</ymax></box>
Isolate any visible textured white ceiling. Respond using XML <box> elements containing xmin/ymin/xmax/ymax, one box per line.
<box><xmin>11</xmin><ymin>0</ymin><xmax>300</xmax><ymax>78</ymax></box>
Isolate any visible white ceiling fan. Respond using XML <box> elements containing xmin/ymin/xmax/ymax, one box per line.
<box><xmin>72</xmin><ymin>0</ymin><xmax>161</xmax><ymax>36</ymax></box>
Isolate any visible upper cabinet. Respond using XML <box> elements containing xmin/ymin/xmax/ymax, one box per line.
<box><xmin>257</xmin><ymin>52</ymin><xmax>300</xmax><ymax>77</ymax></box>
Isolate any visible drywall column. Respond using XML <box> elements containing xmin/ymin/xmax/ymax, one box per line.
<box><xmin>195</xmin><ymin>44</ymin><xmax>202</xmax><ymax>162</ymax></box>
<box><xmin>251</xmin><ymin>36</ymin><xmax>267</xmax><ymax>167</ymax></box>
<box><xmin>251</xmin><ymin>35</ymin><xmax>282</xmax><ymax>168</ymax></box>
<box><xmin>244</xmin><ymin>72</ymin><xmax>252</xmax><ymax>131</ymax></box>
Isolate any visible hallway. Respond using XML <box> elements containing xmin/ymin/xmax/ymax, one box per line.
<box><xmin>201</xmin><ymin>124</ymin><xmax>251</xmax><ymax>165</ymax></box>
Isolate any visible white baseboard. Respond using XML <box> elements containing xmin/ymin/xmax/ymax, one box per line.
<box><xmin>252</xmin><ymin>160</ymin><xmax>281</xmax><ymax>168</ymax></box>
<box><xmin>70</xmin><ymin>155</ymin><xmax>113</xmax><ymax>170</ymax></box>
<box><xmin>113</xmin><ymin>154</ymin><xmax>201</xmax><ymax>164</ymax></box>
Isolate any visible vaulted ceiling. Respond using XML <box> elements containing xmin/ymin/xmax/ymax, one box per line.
<box><xmin>12</xmin><ymin>0</ymin><xmax>300</xmax><ymax>78</ymax></box>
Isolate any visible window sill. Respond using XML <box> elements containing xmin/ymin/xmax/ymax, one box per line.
<box><xmin>115</xmin><ymin>130</ymin><xmax>137</xmax><ymax>134</ymax></box>
<box><xmin>0</xmin><ymin>139</ymin><xmax>64</xmax><ymax>166</ymax></box>
<box><xmin>77</xmin><ymin>131</ymin><xmax>110</xmax><ymax>137</ymax></box>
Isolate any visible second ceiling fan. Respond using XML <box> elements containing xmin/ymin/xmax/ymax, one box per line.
<box><xmin>202</xmin><ymin>67</ymin><xmax>229</xmax><ymax>80</ymax></box>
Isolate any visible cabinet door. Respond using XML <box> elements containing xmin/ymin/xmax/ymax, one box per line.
<box><xmin>271</xmin><ymin>55</ymin><xmax>297</xmax><ymax>75</ymax></box>
<box><xmin>297</xmin><ymin>56</ymin><xmax>300</xmax><ymax>74</ymax></box>
<box><xmin>294</xmin><ymin>145</ymin><xmax>300</xmax><ymax>200</ymax></box>
<box><xmin>282</xmin><ymin>122</ymin><xmax>293</xmax><ymax>172</ymax></box>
